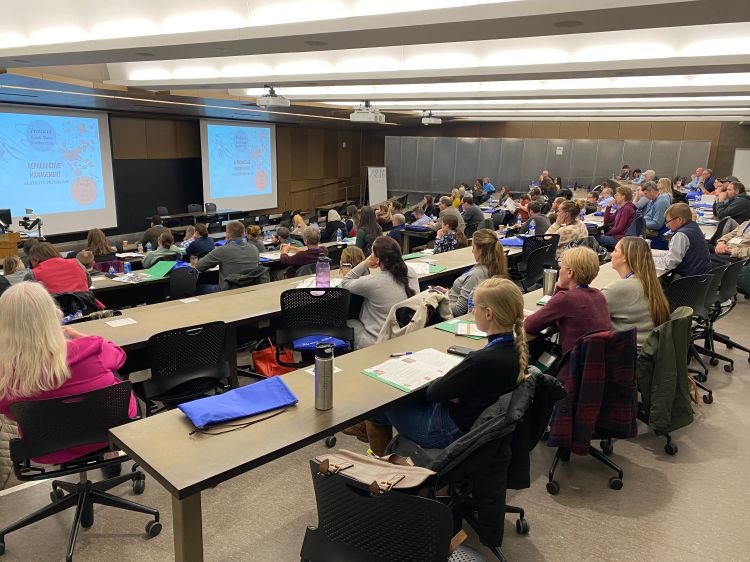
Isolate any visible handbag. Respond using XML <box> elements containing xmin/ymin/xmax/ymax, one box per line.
<box><xmin>314</xmin><ymin>449</ymin><xmax>437</xmax><ymax>496</ymax></box>
<box><xmin>251</xmin><ymin>338</ymin><xmax>296</xmax><ymax>377</ymax></box>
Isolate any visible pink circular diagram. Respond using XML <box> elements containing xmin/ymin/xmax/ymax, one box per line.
<box><xmin>71</xmin><ymin>177</ymin><xmax>98</xmax><ymax>206</ymax></box>
<box><xmin>255</xmin><ymin>169</ymin><xmax>268</xmax><ymax>191</ymax></box>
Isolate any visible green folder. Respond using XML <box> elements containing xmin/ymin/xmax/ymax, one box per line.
<box><xmin>402</xmin><ymin>252</ymin><xmax>425</xmax><ymax>260</ymax></box>
<box><xmin>143</xmin><ymin>260</ymin><xmax>177</xmax><ymax>279</ymax></box>
<box><xmin>433</xmin><ymin>320</ymin><xmax>484</xmax><ymax>340</ymax></box>
<box><xmin>429</xmin><ymin>265</ymin><xmax>447</xmax><ymax>274</ymax></box>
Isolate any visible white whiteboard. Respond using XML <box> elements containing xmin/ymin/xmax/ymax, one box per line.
<box><xmin>732</xmin><ymin>148</ymin><xmax>750</xmax><ymax>184</ymax></box>
<box><xmin>367</xmin><ymin>166</ymin><xmax>388</xmax><ymax>205</ymax></box>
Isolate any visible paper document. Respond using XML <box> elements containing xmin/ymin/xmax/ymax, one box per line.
<box><xmin>408</xmin><ymin>262</ymin><xmax>431</xmax><ymax>275</ymax></box>
<box><xmin>115</xmin><ymin>252</ymin><xmax>144</xmax><ymax>259</ymax></box>
<box><xmin>434</xmin><ymin>319</ymin><xmax>485</xmax><ymax>340</ymax></box>
<box><xmin>111</xmin><ymin>273</ymin><xmax>150</xmax><ymax>284</ymax></box>
<box><xmin>260</xmin><ymin>251</ymin><xmax>282</xmax><ymax>260</ymax></box>
<box><xmin>457</xmin><ymin>323</ymin><xmax>487</xmax><ymax>337</ymax></box>
<box><xmin>179</xmin><ymin>297</ymin><xmax>200</xmax><ymax>303</ymax></box>
<box><xmin>106</xmin><ymin>318</ymin><xmax>137</xmax><ymax>327</ymax></box>
<box><xmin>296</xmin><ymin>277</ymin><xmax>344</xmax><ymax>289</ymax></box>
<box><xmin>362</xmin><ymin>348</ymin><xmax>463</xmax><ymax>392</ymax></box>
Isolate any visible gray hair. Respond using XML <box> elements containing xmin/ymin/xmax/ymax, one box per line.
<box><xmin>644</xmin><ymin>169</ymin><xmax>656</xmax><ymax>178</ymax></box>
<box><xmin>302</xmin><ymin>226</ymin><xmax>320</xmax><ymax>246</ymax></box>
<box><xmin>392</xmin><ymin>213</ymin><xmax>406</xmax><ymax>225</ymax></box>
<box><xmin>439</xmin><ymin>196</ymin><xmax>452</xmax><ymax>206</ymax></box>
<box><xmin>642</xmin><ymin>181</ymin><xmax>658</xmax><ymax>192</ymax></box>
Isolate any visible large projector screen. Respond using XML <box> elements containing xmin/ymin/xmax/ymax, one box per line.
<box><xmin>0</xmin><ymin>106</ymin><xmax>116</xmax><ymax>236</ymax></box>
<box><xmin>199</xmin><ymin>120</ymin><xmax>277</xmax><ymax>212</ymax></box>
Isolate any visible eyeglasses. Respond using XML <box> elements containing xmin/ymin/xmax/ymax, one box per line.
<box><xmin>665</xmin><ymin>216</ymin><xmax>680</xmax><ymax>226</ymax></box>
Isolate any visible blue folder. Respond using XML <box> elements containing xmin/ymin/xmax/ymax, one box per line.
<box><xmin>178</xmin><ymin>376</ymin><xmax>298</xmax><ymax>428</ymax></box>
<box><xmin>405</xmin><ymin>225</ymin><xmax>432</xmax><ymax>232</ymax></box>
<box><xmin>500</xmin><ymin>237</ymin><xmax>524</xmax><ymax>247</ymax></box>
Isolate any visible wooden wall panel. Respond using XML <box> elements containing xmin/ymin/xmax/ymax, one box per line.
<box><xmin>559</xmin><ymin>122</ymin><xmax>589</xmax><ymax>139</ymax></box>
<box><xmin>175</xmin><ymin>120</ymin><xmax>200</xmax><ymax>158</ymax></box>
<box><xmin>501</xmin><ymin>122</ymin><xmax>533</xmax><ymax>138</ymax></box>
<box><xmin>275</xmin><ymin>126</ymin><xmax>293</xmax><ymax>181</ymax></box>
<box><xmin>289</xmin><ymin>128</ymin><xmax>309</xmax><ymax>181</ymax></box>
<box><xmin>618</xmin><ymin>122</ymin><xmax>651</xmax><ymax>140</ymax></box>
<box><xmin>110</xmin><ymin>117</ymin><xmax>147</xmax><ymax>159</ymax></box>
<box><xmin>531</xmin><ymin>122</ymin><xmax>561</xmax><ymax>139</ymax></box>
<box><xmin>650</xmin><ymin>122</ymin><xmax>685</xmax><ymax>140</ymax></box>
<box><xmin>587</xmin><ymin>122</ymin><xmax>620</xmax><ymax>139</ymax></box>
<box><xmin>145</xmin><ymin>119</ymin><xmax>178</xmax><ymax>159</ymax></box>
<box><xmin>306</xmin><ymin>129</ymin><xmax>325</xmax><ymax>180</ymax></box>
<box><xmin>323</xmin><ymin>129</ymin><xmax>338</xmax><ymax>178</ymax></box>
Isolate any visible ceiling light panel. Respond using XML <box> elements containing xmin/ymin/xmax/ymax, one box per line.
<box><xmin>107</xmin><ymin>22</ymin><xmax>750</xmax><ymax>85</ymax></box>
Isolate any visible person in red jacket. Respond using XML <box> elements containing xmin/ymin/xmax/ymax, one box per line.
<box><xmin>0</xmin><ymin>282</ymin><xmax>135</xmax><ymax>464</ymax></box>
<box><xmin>596</xmin><ymin>185</ymin><xmax>637</xmax><ymax>248</ymax></box>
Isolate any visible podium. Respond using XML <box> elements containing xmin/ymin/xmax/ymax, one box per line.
<box><xmin>0</xmin><ymin>233</ymin><xmax>21</xmax><ymax>259</ymax></box>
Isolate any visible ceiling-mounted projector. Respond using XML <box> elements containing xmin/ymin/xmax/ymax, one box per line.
<box><xmin>350</xmin><ymin>101</ymin><xmax>385</xmax><ymax>124</ymax></box>
<box><xmin>422</xmin><ymin>112</ymin><xmax>442</xmax><ymax>125</ymax></box>
<box><xmin>256</xmin><ymin>86</ymin><xmax>290</xmax><ymax>108</ymax></box>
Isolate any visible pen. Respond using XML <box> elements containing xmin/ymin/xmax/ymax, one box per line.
<box><xmin>390</xmin><ymin>352</ymin><xmax>413</xmax><ymax>357</ymax></box>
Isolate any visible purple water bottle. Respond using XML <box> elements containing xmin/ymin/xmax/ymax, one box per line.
<box><xmin>316</xmin><ymin>256</ymin><xmax>331</xmax><ymax>288</ymax></box>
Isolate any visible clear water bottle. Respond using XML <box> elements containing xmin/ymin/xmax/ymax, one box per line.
<box><xmin>137</xmin><ymin>243</ymin><xmax>144</xmax><ymax>253</ymax></box>
<box><xmin>528</xmin><ymin>219</ymin><xmax>536</xmax><ymax>236</ymax></box>
<box><xmin>145</xmin><ymin>241</ymin><xmax>152</xmax><ymax>252</ymax></box>
<box><xmin>697</xmin><ymin>210</ymin><xmax>705</xmax><ymax>224</ymax></box>
<box><xmin>516</xmin><ymin>215</ymin><xmax>522</xmax><ymax>227</ymax></box>
<box><xmin>123</xmin><ymin>261</ymin><xmax>132</xmax><ymax>274</ymax></box>
<box><xmin>316</xmin><ymin>256</ymin><xmax>331</xmax><ymax>288</ymax></box>
<box><xmin>336</xmin><ymin>228</ymin><xmax>342</xmax><ymax>242</ymax></box>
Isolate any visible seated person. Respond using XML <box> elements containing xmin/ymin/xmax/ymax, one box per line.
<box><xmin>685</xmin><ymin>167</ymin><xmax>704</xmax><ymax>191</ymax></box>
<box><xmin>515</xmin><ymin>195</ymin><xmax>531</xmax><ymax>223</ymax></box>
<box><xmin>417</xmin><ymin>194</ymin><xmax>436</xmax><ymax>218</ymax></box>
<box><xmin>141</xmin><ymin>232</ymin><xmax>182</xmax><ymax>269</ymax></box>
<box><xmin>321</xmin><ymin>209</ymin><xmax>347</xmax><ymax>242</ymax></box>
<box><xmin>20</xmin><ymin>238</ymin><xmax>38</xmax><ymax>268</ymax></box>
<box><xmin>85</xmin><ymin>228</ymin><xmax>117</xmax><ymax>262</ymax></box>
<box><xmin>178</xmin><ymin>225</ymin><xmax>196</xmax><ymax>249</ymax></box>
<box><xmin>655</xmin><ymin>203</ymin><xmax>712</xmax><ymax>279</ymax></box>
<box><xmin>246</xmin><ymin>225</ymin><xmax>267</xmax><ymax>254</ymax></box>
<box><xmin>547</xmin><ymin>200</ymin><xmax>589</xmax><ymax>258</ymax></box>
<box><xmin>515</xmin><ymin>201</ymin><xmax>551</xmax><ymax>235</ymax></box>
<box><xmin>308</xmin><ymin>215</ymin><xmax>320</xmax><ymax>232</ymax></box>
<box><xmin>140</xmin><ymin>215</ymin><xmax>167</xmax><ymax>248</ymax></box>
<box><xmin>481</xmin><ymin>177</ymin><xmax>496</xmax><ymax>200</ymax></box>
<box><xmin>339</xmin><ymin>246</ymin><xmax>365</xmax><ymax>277</ymax></box>
<box><xmin>355</xmin><ymin>207</ymin><xmax>383</xmax><ymax>255</ymax></box>
<box><xmin>429</xmin><ymin>196</ymin><xmax>466</xmax><ymax>233</ymax></box>
<box><xmin>375</xmin><ymin>203</ymin><xmax>392</xmax><ymax>228</ymax></box>
<box><xmin>617</xmin><ymin>164</ymin><xmax>632</xmax><ymax>180</ymax></box>
<box><xmin>75</xmin><ymin>250</ymin><xmax>97</xmax><ymax>282</ymax></box>
<box><xmin>341</xmin><ymin>236</ymin><xmax>419</xmax><ymax>349</ymax></box>
<box><xmin>714</xmin><ymin>218</ymin><xmax>750</xmax><ymax>261</ymax></box>
<box><xmin>461</xmin><ymin>195</ymin><xmax>485</xmax><ymax>233</ymax></box>
<box><xmin>184</xmin><ymin>223</ymin><xmax>216</xmax><ymax>258</ymax></box>
<box><xmin>602</xmin><ymin>237</ymin><xmax>671</xmax><ymax>348</ymax></box>
<box><xmin>700</xmin><ymin>168</ymin><xmax>716</xmax><ymax>194</ymax></box>
<box><xmin>432</xmin><ymin>229</ymin><xmax>508</xmax><ymax>316</ymax></box>
<box><xmin>410</xmin><ymin>206</ymin><xmax>432</xmax><ymax>227</ymax></box>
<box><xmin>196</xmin><ymin>221</ymin><xmax>260</xmax><ymax>291</ymax></box>
<box><xmin>473</xmin><ymin>179</ymin><xmax>485</xmax><ymax>202</ymax></box>
<box><xmin>2</xmin><ymin>255</ymin><xmax>27</xmax><ymax>285</ymax></box>
<box><xmin>642</xmin><ymin>182</ymin><xmax>671</xmax><ymax>247</ymax></box>
<box><xmin>525</xmin><ymin>246</ymin><xmax>612</xmax><ymax>354</ymax></box>
<box><xmin>0</xmin><ymin>282</ymin><xmax>135</xmax><ymax>464</ymax></box>
<box><xmin>630</xmin><ymin>168</ymin><xmax>644</xmax><ymax>185</ymax></box>
<box><xmin>279</xmin><ymin>226</ymin><xmax>328</xmax><ymax>278</ymax></box>
<box><xmin>25</xmin><ymin>242</ymin><xmax>99</xmax><ymax>302</ymax></box>
<box><xmin>714</xmin><ymin>180</ymin><xmax>750</xmax><ymax>223</ymax></box>
<box><xmin>366</xmin><ymin>278</ymin><xmax>527</xmax><ymax>455</ymax></box>
<box><xmin>539</xmin><ymin>170</ymin><xmax>556</xmax><ymax>194</ymax></box>
<box><xmin>595</xmin><ymin>186</ymin><xmax>637</xmax><ymax>247</ymax></box>
<box><xmin>344</xmin><ymin>205</ymin><xmax>359</xmax><ymax>236</ymax></box>
<box><xmin>584</xmin><ymin>192</ymin><xmax>599</xmax><ymax>215</ymax></box>
<box><xmin>269</xmin><ymin>226</ymin><xmax>303</xmax><ymax>250</ymax></box>
<box><xmin>292</xmin><ymin>214</ymin><xmax>306</xmax><ymax>234</ymax></box>
<box><xmin>596</xmin><ymin>187</ymin><xmax>614</xmax><ymax>210</ymax></box>
<box><xmin>433</xmin><ymin>215</ymin><xmax>467</xmax><ymax>254</ymax></box>
<box><xmin>450</xmin><ymin>188</ymin><xmax>461</xmax><ymax>209</ymax></box>
<box><xmin>386</xmin><ymin>214</ymin><xmax>407</xmax><ymax>244</ymax></box>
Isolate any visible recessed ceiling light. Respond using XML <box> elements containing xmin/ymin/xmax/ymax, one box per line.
<box><xmin>136</xmin><ymin>52</ymin><xmax>155</xmax><ymax>57</ymax></box>
<box><xmin>554</xmin><ymin>20</ymin><xmax>583</xmax><ymax>28</ymax></box>
<box><xmin>304</xmin><ymin>40</ymin><xmax>328</xmax><ymax>47</ymax></box>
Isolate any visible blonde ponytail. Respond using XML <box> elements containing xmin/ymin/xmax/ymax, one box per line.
<box><xmin>513</xmin><ymin>315</ymin><xmax>528</xmax><ymax>383</ymax></box>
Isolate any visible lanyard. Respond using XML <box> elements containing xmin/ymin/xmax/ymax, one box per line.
<box><xmin>483</xmin><ymin>334</ymin><xmax>514</xmax><ymax>350</ymax></box>
<box><xmin>624</xmin><ymin>271</ymin><xmax>635</xmax><ymax>279</ymax></box>
<box><xmin>743</xmin><ymin>223</ymin><xmax>750</xmax><ymax>235</ymax></box>
<box><xmin>576</xmin><ymin>283</ymin><xmax>589</xmax><ymax>289</ymax></box>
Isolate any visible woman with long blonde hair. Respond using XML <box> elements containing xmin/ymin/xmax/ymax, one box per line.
<box><xmin>0</xmin><ymin>282</ymin><xmax>135</xmax><ymax>464</ymax></box>
<box><xmin>433</xmin><ymin>228</ymin><xmax>508</xmax><ymax>316</ymax></box>
<box><xmin>602</xmin><ymin>236</ymin><xmax>670</xmax><ymax>347</ymax></box>
<box><xmin>366</xmin><ymin>277</ymin><xmax>528</xmax><ymax>454</ymax></box>
<box><xmin>657</xmin><ymin>177</ymin><xmax>675</xmax><ymax>201</ymax></box>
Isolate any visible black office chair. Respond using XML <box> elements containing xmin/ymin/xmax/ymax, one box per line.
<box><xmin>706</xmin><ymin>258</ymin><xmax>750</xmax><ymax>362</ymax></box>
<box><xmin>276</xmin><ymin>288</ymin><xmax>354</xmax><ymax>368</ymax></box>
<box><xmin>207</xmin><ymin>220</ymin><xmax>223</xmax><ymax>233</ymax></box>
<box><xmin>168</xmin><ymin>266</ymin><xmax>199</xmax><ymax>299</ymax></box>
<box><xmin>464</xmin><ymin>222</ymin><xmax>480</xmax><ymax>239</ymax></box>
<box><xmin>187</xmin><ymin>203</ymin><xmax>202</xmax><ymax>213</ymax></box>
<box><xmin>514</xmin><ymin>245</ymin><xmax>551</xmax><ymax>293</ymax></box>
<box><xmin>664</xmin><ymin>274</ymin><xmax>715</xmax><ymax>403</ymax></box>
<box><xmin>624</xmin><ymin>214</ymin><xmax>645</xmax><ymax>237</ymax></box>
<box><xmin>281</xmin><ymin>210</ymin><xmax>291</xmax><ymax>222</ymax></box>
<box><xmin>134</xmin><ymin>321</ymin><xmax>231</xmax><ymax>415</ymax></box>
<box><xmin>295</xmin><ymin>263</ymin><xmax>317</xmax><ymax>277</ymax></box>
<box><xmin>0</xmin><ymin>383</ymin><xmax>161</xmax><ymax>561</ymax></box>
<box><xmin>156</xmin><ymin>205</ymin><xmax>169</xmax><ymax>216</ymax></box>
<box><xmin>258</xmin><ymin>214</ymin><xmax>270</xmax><ymax>227</ymax></box>
<box><xmin>508</xmin><ymin>234</ymin><xmax>558</xmax><ymax>277</ymax></box>
<box><xmin>205</xmin><ymin>202</ymin><xmax>217</xmax><ymax>213</ymax></box>
<box><xmin>707</xmin><ymin>217</ymin><xmax>734</xmax><ymax>246</ymax></box>
<box><xmin>691</xmin><ymin>263</ymin><xmax>734</xmax><ymax>373</ymax></box>
<box><xmin>54</xmin><ymin>292</ymin><xmax>101</xmax><ymax>317</ymax></box>
<box><xmin>326</xmin><ymin>243</ymin><xmax>348</xmax><ymax>268</ymax></box>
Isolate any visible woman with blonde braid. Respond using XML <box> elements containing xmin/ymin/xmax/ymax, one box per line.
<box><xmin>366</xmin><ymin>278</ymin><xmax>527</xmax><ymax>454</ymax></box>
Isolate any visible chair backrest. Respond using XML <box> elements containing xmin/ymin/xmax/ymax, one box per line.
<box><xmin>326</xmin><ymin>244</ymin><xmax>347</xmax><ymax>267</ymax></box>
<box><xmin>258</xmin><ymin>214</ymin><xmax>270</xmax><ymax>226</ymax></box>
<box><xmin>665</xmin><ymin>274</ymin><xmax>714</xmax><ymax>319</ymax></box>
<box><xmin>55</xmin><ymin>292</ymin><xmax>100</xmax><ymax>316</ymax></box>
<box><xmin>205</xmin><ymin>202</ymin><xmax>217</xmax><ymax>213</ymax></box>
<box><xmin>92</xmin><ymin>260</ymin><xmax>125</xmax><ymax>274</ymax></box>
<box><xmin>207</xmin><ymin>220</ymin><xmax>223</xmax><ymax>233</ymax></box>
<box><xmin>295</xmin><ymin>263</ymin><xmax>317</xmax><ymax>277</ymax></box>
<box><xmin>464</xmin><ymin>221</ymin><xmax>479</xmax><ymax>238</ymax></box>
<box><xmin>187</xmin><ymin>203</ymin><xmax>202</xmax><ymax>213</ymax></box>
<box><xmin>281</xmin><ymin>210</ymin><xmax>291</xmax><ymax>221</ymax></box>
<box><xmin>708</xmin><ymin>216</ymin><xmax>736</xmax><ymax>246</ymax></box>
<box><xmin>147</xmin><ymin>322</ymin><xmax>227</xmax><ymax>383</ymax></box>
<box><xmin>521</xmin><ymin>245</ymin><xmax>551</xmax><ymax>291</ymax></box>
<box><xmin>156</xmin><ymin>205</ymin><xmax>169</xmax><ymax>216</ymax></box>
<box><xmin>705</xmin><ymin>262</ymin><xmax>731</xmax><ymax>310</ymax></box>
<box><xmin>520</xmin><ymin>233</ymin><xmax>558</xmax><ymax>261</ymax></box>
<box><xmin>717</xmin><ymin>258</ymin><xmax>748</xmax><ymax>303</ymax></box>
<box><xmin>491</xmin><ymin>210</ymin><xmax>506</xmax><ymax>229</ymax></box>
<box><xmin>279</xmin><ymin>288</ymin><xmax>351</xmax><ymax>331</ymax></box>
<box><xmin>9</xmin><ymin>382</ymin><xmax>133</xmax><ymax>463</ymax></box>
<box><xmin>169</xmin><ymin>266</ymin><xmax>199</xmax><ymax>299</ymax></box>
<box><xmin>624</xmin><ymin>213</ymin><xmax>644</xmax><ymax>237</ymax></box>
<box><xmin>306</xmin><ymin>460</ymin><xmax>453</xmax><ymax>562</ymax></box>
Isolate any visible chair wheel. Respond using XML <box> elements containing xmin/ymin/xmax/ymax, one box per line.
<box><xmin>703</xmin><ymin>394</ymin><xmax>714</xmax><ymax>404</ymax></box>
<box><xmin>515</xmin><ymin>518</ymin><xmax>530</xmax><ymax>534</ymax></box>
<box><xmin>709</xmin><ymin>358</ymin><xmax>719</xmax><ymax>366</ymax></box>
<box><xmin>546</xmin><ymin>480</ymin><xmax>560</xmax><ymax>495</ymax></box>
<box><xmin>664</xmin><ymin>442</ymin><xmax>678</xmax><ymax>455</ymax></box>
<box><xmin>50</xmin><ymin>488</ymin><xmax>65</xmax><ymax>502</ymax></box>
<box><xmin>325</xmin><ymin>436</ymin><xmax>337</xmax><ymax>448</ymax></box>
<box><xmin>724</xmin><ymin>363</ymin><xmax>734</xmax><ymax>373</ymax></box>
<box><xmin>146</xmin><ymin>521</ymin><xmax>162</xmax><ymax>538</ymax></box>
<box><xmin>133</xmin><ymin>475</ymin><xmax>145</xmax><ymax>495</ymax></box>
<box><xmin>609</xmin><ymin>477</ymin><xmax>623</xmax><ymax>490</ymax></box>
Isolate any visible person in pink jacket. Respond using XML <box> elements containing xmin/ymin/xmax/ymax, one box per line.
<box><xmin>0</xmin><ymin>282</ymin><xmax>135</xmax><ymax>465</ymax></box>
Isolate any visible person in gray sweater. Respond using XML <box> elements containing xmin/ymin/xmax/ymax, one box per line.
<box><xmin>341</xmin><ymin>236</ymin><xmax>420</xmax><ymax>349</ymax></box>
<box><xmin>433</xmin><ymin>229</ymin><xmax>509</xmax><ymax>316</ymax></box>
<box><xmin>429</xmin><ymin>196</ymin><xmax>466</xmax><ymax>233</ymax></box>
<box><xmin>461</xmin><ymin>195</ymin><xmax>485</xmax><ymax>232</ymax></box>
<box><xmin>196</xmin><ymin>221</ymin><xmax>259</xmax><ymax>291</ymax></box>
<box><xmin>601</xmin><ymin>236</ymin><xmax>671</xmax><ymax>348</ymax></box>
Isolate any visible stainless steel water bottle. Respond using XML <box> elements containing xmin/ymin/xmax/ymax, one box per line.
<box><xmin>314</xmin><ymin>343</ymin><xmax>334</xmax><ymax>411</ymax></box>
<box><xmin>542</xmin><ymin>269</ymin><xmax>558</xmax><ymax>296</ymax></box>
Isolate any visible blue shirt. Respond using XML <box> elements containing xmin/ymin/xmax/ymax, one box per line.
<box><xmin>644</xmin><ymin>193</ymin><xmax>671</xmax><ymax>231</ymax></box>
<box><xmin>482</xmin><ymin>182</ymin><xmax>496</xmax><ymax>194</ymax></box>
<box><xmin>686</xmin><ymin>177</ymin><xmax>701</xmax><ymax>190</ymax></box>
<box><xmin>411</xmin><ymin>215</ymin><xmax>432</xmax><ymax>226</ymax></box>
<box><xmin>630</xmin><ymin>175</ymin><xmax>645</xmax><ymax>185</ymax></box>
<box><xmin>597</xmin><ymin>196</ymin><xmax>614</xmax><ymax>209</ymax></box>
